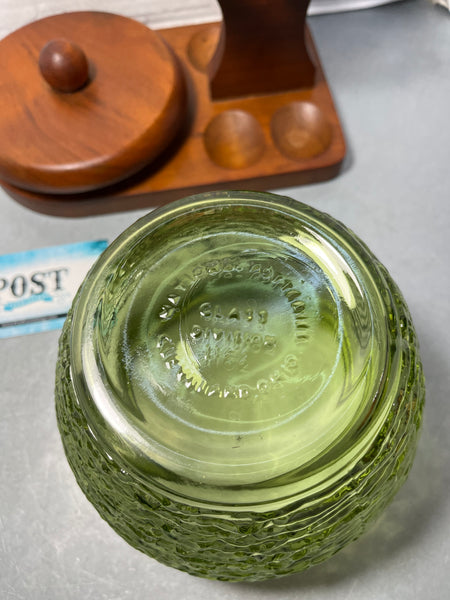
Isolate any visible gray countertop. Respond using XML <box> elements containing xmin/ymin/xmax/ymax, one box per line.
<box><xmin>1</xmin><ymin>1</ymin><xmax>449</xmax><ymax>598</ymax></box>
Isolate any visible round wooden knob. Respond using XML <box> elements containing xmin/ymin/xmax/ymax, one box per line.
<box><xmin>0</xmin><ymin>12</ymin><xmax>187</xmax><ymax>195</ymax></box>
<box><xmin>39</xmin><ymin>39</ymin><xmax>89</xmax><ymax>92</ymax></box>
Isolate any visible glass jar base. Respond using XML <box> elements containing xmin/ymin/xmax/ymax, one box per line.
<box><xmin>56</xmin><ymin>191</ymin><xmax>425</xmax><ymax>581</ymax></box>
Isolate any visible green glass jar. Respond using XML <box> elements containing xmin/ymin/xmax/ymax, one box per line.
<box><xmin>55</xmin><ymin>191</ymin><xmax>424</xmax><ymax>581</ymax></box>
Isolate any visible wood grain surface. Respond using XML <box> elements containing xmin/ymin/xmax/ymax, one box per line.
<box><xmin>0</xmin><ymin>12</ymin><xmax>187</xmax><ymax>194</ymax></box>
<box><xmin>3</xmin><ymin>17</ymin><xmax>346</xmax><ymax>216</ymax></box>
<box><xmin>209</xmin><ymin>0</ymin><xmax>315</xmax><ymax>98</ymax></box>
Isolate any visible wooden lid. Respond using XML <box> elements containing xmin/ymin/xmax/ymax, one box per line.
<box><xmin>0</xmin><ymin>12</ymin><xmax>187</xmax><ymax>194</ymax></box>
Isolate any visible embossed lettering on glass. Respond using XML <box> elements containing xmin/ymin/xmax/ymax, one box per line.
<box><xmin>55</xmin><ymin>191</ymin><xmax>424</xmax><ymax>581</ymax></box>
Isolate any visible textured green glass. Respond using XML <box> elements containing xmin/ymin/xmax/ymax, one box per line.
<box><xmin>55</xmin><ymin>191</ymin><xmax>424</xmax><ymax>581</ymax></box>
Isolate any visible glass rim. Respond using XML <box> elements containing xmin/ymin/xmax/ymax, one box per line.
<box><xmin>68</xmin><ymin>191</ymin><xmax>401</xmax><ymax>508</ymax></box>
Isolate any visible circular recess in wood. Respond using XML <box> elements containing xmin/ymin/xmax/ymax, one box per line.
<box><xmin>0</xmin><ymin>12</ymin><xmax>187</xmax><ymax>194</ymax></box>
<box><xmin>204</xmin><ymin>110</ymin><xmax>265</xmax><ymax>170</ymax></box>
<box><xmin>271</xmin><ymin>102</ymin><xmax>332</xmax><ymax>161</ymax></box>
<box><xmin>187</xmin><ymin>25</ymin><xmax>220</xmax><ymax>73</ymax></box>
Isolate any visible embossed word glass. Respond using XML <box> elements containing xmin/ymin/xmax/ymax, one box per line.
<box><xmin>56</xmin><ymin>191</ymin><xmax>424</xmax><ymax>581</ymax></box>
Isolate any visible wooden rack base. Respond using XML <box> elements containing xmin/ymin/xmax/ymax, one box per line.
<box><xmin>3</xmin><ymin>20</ymin><xmax>346</xmax><ymax>217</ymax></box>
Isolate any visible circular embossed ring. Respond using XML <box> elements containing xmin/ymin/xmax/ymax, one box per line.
<box><xmin>55</xmin><ymin>191</ymin><xmax>424</xmax><ymax>581</ymax></box>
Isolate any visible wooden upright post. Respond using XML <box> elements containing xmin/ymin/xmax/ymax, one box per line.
<box><xmin>209</xmin><ymin>0</ymin><xmax>315</xmax><ymax>99</ymax></box>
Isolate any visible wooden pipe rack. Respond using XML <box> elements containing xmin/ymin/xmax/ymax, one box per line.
<box><xmin>0</xmin><ymin>1</ymin><xmax>345</xmax><ymax>216</ymax></box>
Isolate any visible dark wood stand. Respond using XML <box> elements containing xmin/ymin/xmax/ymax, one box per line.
<box><xmin>0</xmin><ymin>1</ymin><xmax>346</xmax><ymax>216</ymax></box>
